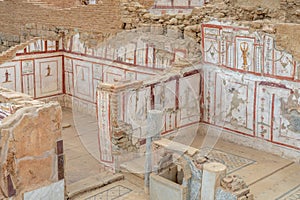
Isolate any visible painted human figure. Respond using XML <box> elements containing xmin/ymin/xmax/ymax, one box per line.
<box><xmin>46</xmin><ymin>65</ymin><xmax>51</xmax><ymax>76</ymax></box>
<box><xmin>3</xmin><ymin>70</ymin><xmax>11</xmax><ymax>83</ymax></box>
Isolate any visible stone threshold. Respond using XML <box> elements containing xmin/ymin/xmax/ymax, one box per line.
<box><xmin>66</xmin><ymin>173</ymin><xmax>124</xmax><ymax>199</ymax></box>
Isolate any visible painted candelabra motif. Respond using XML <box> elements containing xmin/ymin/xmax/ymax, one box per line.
<box><xmin>256</xmin><ymin>85</ymin><xmax>273</xmax><ymax>140</ymax></box>
<box><xmin>240</xmin><ymin>42</ymin><xmax>249</xmax><ymax>70</ymax></box>
<box><xmin>237</xmin><ymin>34</ymin><xmax>255</xmax><ymax>72</ymax></box>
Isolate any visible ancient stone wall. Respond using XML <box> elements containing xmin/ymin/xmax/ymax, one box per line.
<box><xmin>275</xmin><ymin>23</ymin><xmax>300</xmax><ymax>62</ymax></box>
<box><xmin>0</xmin><ymin>0</ymin><xmax>154</xmax><ymax>53</ymax></box>
<box><xmin>233</xmin><ymin>0</ymin><xmax>281</xmax><ymax>9</ymax></box>
<box><xmin>120</xmin><ymin>0</ymin><xmax>300</xmax><ymax>60</ymax></box>
<box><xmin>137</xmin><ymin>0</ymin><xmax>155</xmax><ymax>8</ymax></box>
<box><xmin>0</xmin><ymin>33</ymin><xmax>20</xmax><ymax>54</ymax></box>
<box><xmin>0</xmin><ymin>87</ymin><xmax>63</xmax><ymax>199</ymax></box>
<box><xmin>0</xmin><ymin>0</ymin><xmax>123</xmax><ymax>53</ymax></box>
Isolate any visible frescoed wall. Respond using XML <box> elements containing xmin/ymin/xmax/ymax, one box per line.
<box><xmin>202</xmin><ymin>22</ymin><xmax>300</xmax><ymax>152</ymax></box>
<box><xmin>0</xmin><ymin>30</ymin><xmax>193</xmax><ymax>169</ymax></box>
<box><xmin>0</xmin><ymin>39</ymin><xmax>64</xmax><ymax>100</ymax></box>
<box><xmin>65</xmin><ymin>33</ymin><xmax>183</xmax><ymax>71</ymax></box>
<box><xmin>124</xmin><ymin>72</ymin><xmax>201</xmax><ymax>138</ymax></box>
<box><xmin>0</xmin><ymin>21</ymin><xmax>299</xmax><ymax>169</ymax></box>
<box><xmin>202</xmin><ymin>22</ymin><xmax>298</xmax><ymax>80</ymax></box>
<box><xmin>97</xmin><ymin>67</ymin><xmax>201</xmax><ymax>166</ymax></box>
<box><xmin>0</xmin><ymin>33</ymin><xmax>175</xmax><ymax>114</ymax></box>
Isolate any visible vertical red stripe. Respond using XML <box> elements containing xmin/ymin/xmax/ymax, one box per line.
<box><xmin>145</xmin><ymin>44</ymin><xmax>148</xmax><ymax>66</ymax></box>
<box><xmin>270</xmin><ymin>94</ymin><xmax>275</xmax><ymax>141</ymax></box>
<box><xmin>150</xmin><ymin>84</ymin><xmax>155</xmax><ymax>109</ymax></box>
<box><xmin>62</xmin><ymin>56</ymin><xmax>66</xmax><ymax>94</ymax></box>
<box><xmin>253</xmin><ymin>82</ymin><xmax>257</xmax><ymax>136</ymax></box>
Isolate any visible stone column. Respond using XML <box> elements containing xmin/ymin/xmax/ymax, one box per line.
<box><xmin>201</xmin><ymin>162</ymin><xmax>227</xmax><ymax>200</ymax></box>
<box><xmin>145</xmin><ymin>110</ymin><xmax>163</xmax><ymax>193</ymax></box>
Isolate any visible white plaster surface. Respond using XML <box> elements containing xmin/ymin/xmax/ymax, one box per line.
<box><xmin>23</xmin><ymin>180</ymin><xmax>64</xmax><ymax>200</ymax></box>
<box><xmin>150</xmin><ymin>174</ymin><xmax>187</xmax><ymax>200</ymax></box>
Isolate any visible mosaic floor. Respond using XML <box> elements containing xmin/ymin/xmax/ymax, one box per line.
<box><xmin>85</xmin><ymin>185</ymin><xmax>132</xmax><ymax>200</ymax></box>
<box><xmin>203</xmin><ymin>148</ymin><xmax>256</xmax><ymax>173</ymax></box>
<box><xmin>276</xmin><ymin>184</ymin><xmax>300</xmax><ymax>200</ymax></box>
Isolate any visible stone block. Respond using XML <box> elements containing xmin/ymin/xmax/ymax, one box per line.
<box><xmin>17</xmin><ymin>156</ymin><xmax>53</xmax><ymax>188</ymax></box>
<box><xmin>234</xmin><ymin>188</ymin><xmax>250</xmax><ymax>197</ymax></box>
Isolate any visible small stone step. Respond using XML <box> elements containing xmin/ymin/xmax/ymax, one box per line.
<box><xmin>120</xmin><ymin>156</ymin><xmax>146</xmax><ymax>179</ymax></box>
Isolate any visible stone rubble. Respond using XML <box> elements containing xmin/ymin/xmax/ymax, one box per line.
<box><xmin>220</xmin><ymin>174</ymin><xmax>254</xmax><ymax>200</ymax></box>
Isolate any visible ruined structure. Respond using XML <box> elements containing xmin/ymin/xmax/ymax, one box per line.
<box><xmin>0</xmin><ymin>0</ymin><xmax>299</xmax><ymax>199</ymax></box>
<box><xmin>0</xmin><ymin>88</ymin><xmax>63</xmax><ymax>199</ymax></box>
<box><xmin>146</xmin><ymin>138</ymin><xmax>254</xmax><ymax>200</ymax></box>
